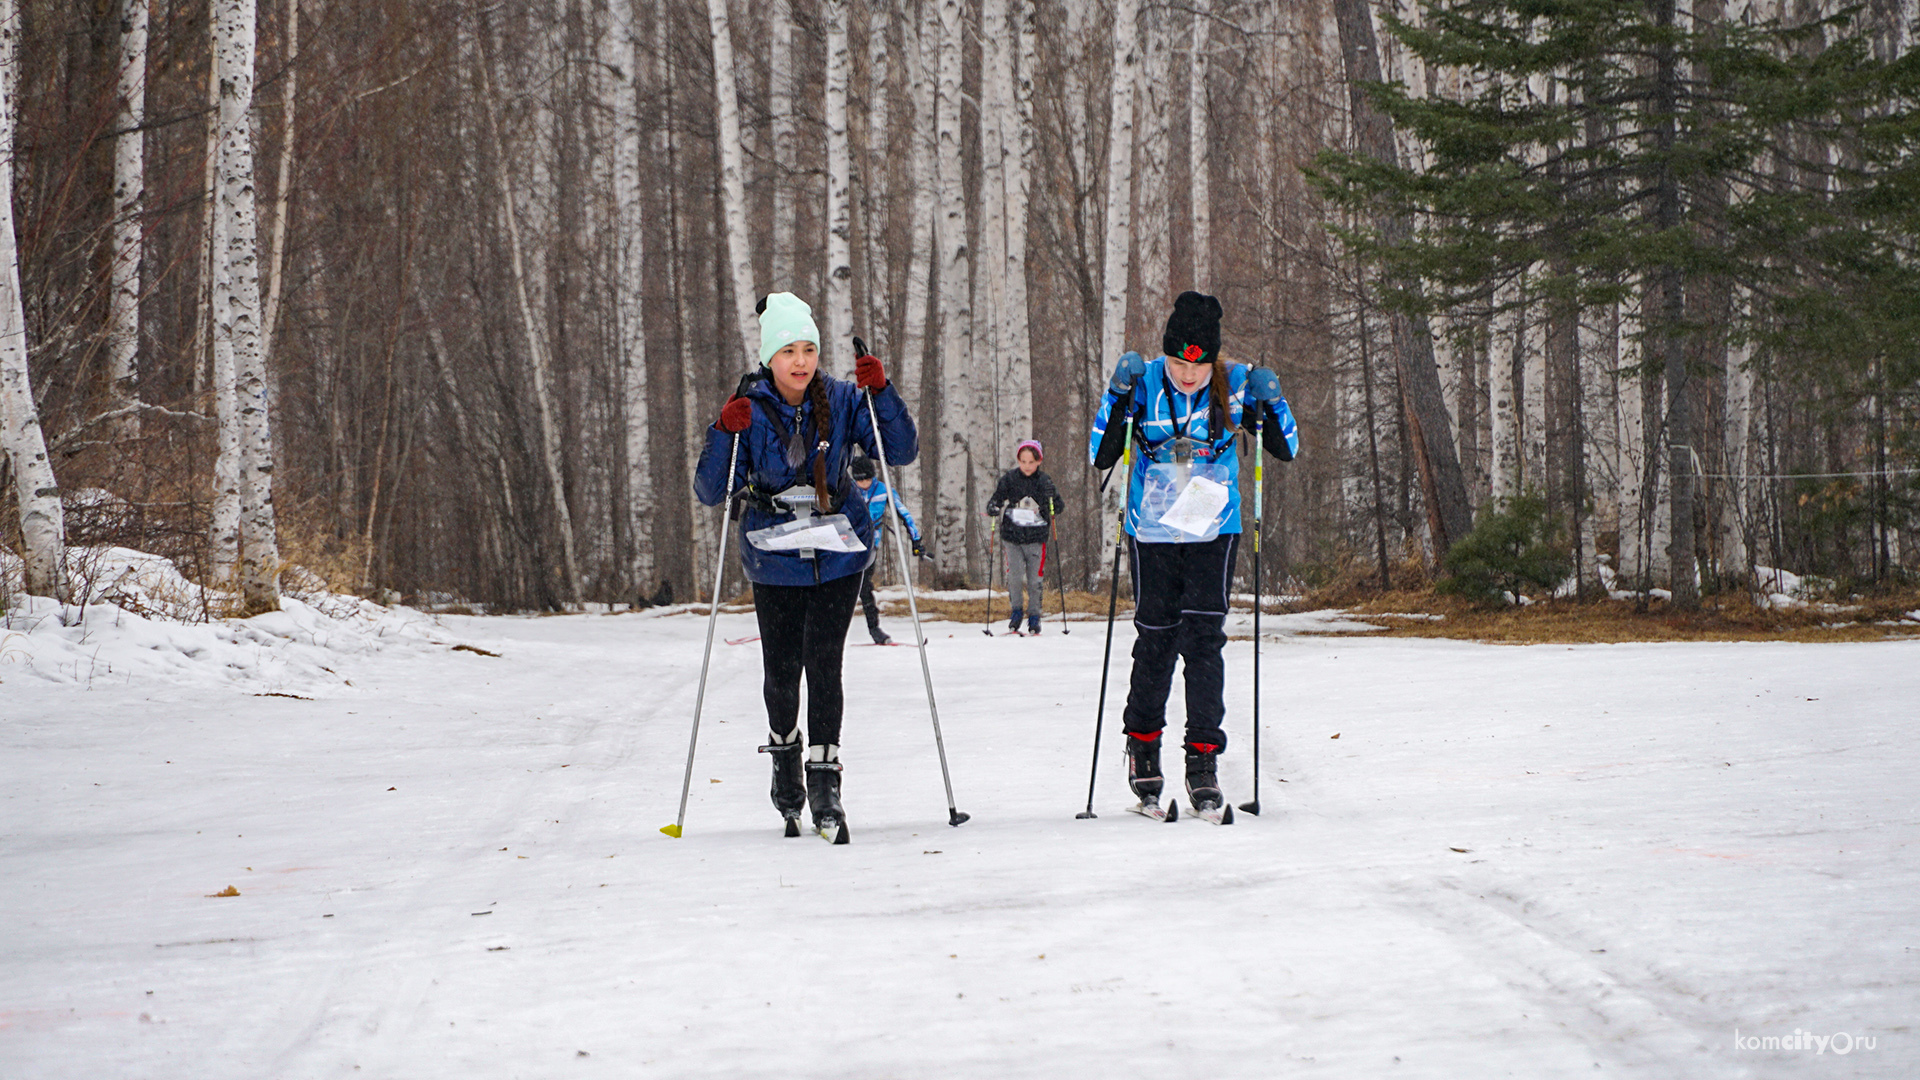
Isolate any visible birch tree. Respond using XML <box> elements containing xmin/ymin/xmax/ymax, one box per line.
<box><xmin>706</xmin><ymin>0</ymin><xmax>759</xmax><ymax>364</ymax></box>
<box><xmin>895</xmin><ymin>0</ymin><xmax>937</xmax><ymax>517</ymax></box>
<box><xmin>0</xmin><ymin>21</ymin><xmax>66</xmax><ymax>602</ymax></box>
<box><xmin>824</xmin><ymin>0</ymin><xmax>854</xmax><ymax>369</ymax></box>
<box><xmin>1001</xmin><ymin>0</ymin><xmax>1033</xmax><ymax>445</ymax></box>
<box><xmin>1098</xmin><ymin>0</ymin><xmax>1138</xmax><ymax>371</ymax></box>
<box><xmin>862</xmin><ymin>5</ymin><xmax>891</xmax><ymax>349</ymax></box>
<box><xmin>107</xmin><ymin>0</ymin><xmax>148</xmax><ymax>404</ymax></box>
<box><xmin>769</xmin><ymin>0</ymin><xmax>795</xmax><ymax>287</ymax></box>
<box><xmin>609</xmin><ymin>0</ymin><xmax>651</xmax><ymax>593</ymax></box>
<box><xmin>260</xmin><ymin>0</ymin><xmax>297</xmax><ymax>363</ymax></box>
<box><xmin>933</xmin><ymin>0</ymin><xmax>975</xmax><ymax>575</ymax></box>
<box><xmin>213</xmin><ymin>0</ymin><xmax>282</xmax><ymax>613</ymax></box>
<box><xmin>1188</xmin><ymin>0</ymin><xmax>1210</xmax><ymax>291</ymax></box>
<box><xmin>1096</xmin><ymin>0</ymin><xmax>1139</xmax><ymax>538</ymax></box>
<box><xmin>978</xmin><ymin>0</ymin><xmax>1009</xmax><ymax>463</ymax></box>
<box><xmin>1134</xmin><ymin>3</ymin><xmax>1170</xmax><ymax>332</ymax></box>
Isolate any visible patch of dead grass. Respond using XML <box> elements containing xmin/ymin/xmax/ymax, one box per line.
<box><xmin>1321</xmin><ymin>590</ymin><xmax>1920</xmax><ymax>644</ymax></box>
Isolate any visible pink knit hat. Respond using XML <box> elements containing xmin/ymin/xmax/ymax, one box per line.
<box><xmin>1016</xmin><ymin>439</ymin><xmax>1043</xmax><ymax>461</ymax></box>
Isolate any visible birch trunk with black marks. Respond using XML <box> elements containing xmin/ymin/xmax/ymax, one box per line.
<box><xmin>824</xmin><ymin>0</ymin><xmax>854</xmax><ymax>370</ymax></box>
<box><xmin>0</xmin><ymin>24</ymin><xmax>67</xmax><ymax>602</ymax></box>
<box><xmin>706</xmin><ymin>0</ymin><xmax>760</xmax><ymax>365</ymax></box>
<box><xmin>933</xmin><ymin>0</ymin><xmax>976</xmax><ymax>577</ymax></box>
<box><xmin>107</xmin><ymin>0</ymin><xmax>148</xmax><ymax>405</ymax></box>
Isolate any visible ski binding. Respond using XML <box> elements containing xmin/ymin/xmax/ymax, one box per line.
<box><xmin>1126</xmin><ymin>798</ymin><xmax>1178</xmax><ymax>822</ymax></box>
<box><xmin>1185</xmin><ymin>793</ymin><xmax>1234</xmax><ymax>825</ymax></box>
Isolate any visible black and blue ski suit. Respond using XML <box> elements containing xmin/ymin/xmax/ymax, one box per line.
<box><xmin>1087</xmin><ymin>357</ymin><xmax>1298</xmax><ymax>755</ymax></box>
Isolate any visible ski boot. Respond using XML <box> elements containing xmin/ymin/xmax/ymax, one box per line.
<box><xmin>806</xmin><ymin>744</ymin><xmax>850</xmax><ymax>844</ymax></box>
<box><xmin>1125</xmin><ymin>731</ymin><xmax>1175</xmax><ymax>821</ymax></box>
<box><xmin>759</xmin><ymin>728</ymin><xmax>806</xmax><ymax>836</ymax></box>
<box><xmin>1007</xmin><ymin>610</ymin><xmax>1024</xmax><ymax>636</ymax></box>
<box><xmin>1184</xmin><ymin>742</ymin><xmax>1234</xmax><ymax>825</ymax></box>
<box><xmin>870</xmin><ymin>627</ymin><xmax>892</xmax><ymax>646</ymax></box>
<box><xmin>1027</xmin><ymin>618</ymin><xmax>1042</xmax><ymax>636</ymax></box>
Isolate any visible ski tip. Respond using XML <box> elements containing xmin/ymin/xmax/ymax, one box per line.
<box><xmin>1166</xmin><ymin>801</ymin><xmax>1179</xmax><ymax>822</ymax></box>
<box><xmin>949</xmin><ymin>809</ymin><xmax>971</xmax><ymax>827</ymax></box>
<box><xmin>659</xmin><ymin>824</ymin><xmax>682</xmax><ymax>838</ymax></box>
<box><xmin>1074</xmin><ymin>810</ymin><xmax>1098</xmax><ymax>820</ymax></box>
<box><xmin>784</xmin><ymin>818</ymin><xmax>801</xmax><ymax>838</ymax></box>
<box><xmin>1237</xmin><ymin>800</ymin><xmax>1261</xmax><ymax>815</ymax></box>
<box><xmin>1222</xmin><ymin>804</ymin><xmax>1235</xmax><ymax>825</ymax></box>
<box><xmin>833</xmin><ymin>823</ymin><xmax>851</xmax><ymax>845</ymax></box>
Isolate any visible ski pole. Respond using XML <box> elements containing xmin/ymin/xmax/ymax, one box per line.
<box><xmin>858</xmin><ymin>337</ymin><xmax>968</xmax><ymax>827</ymax></box>
<box><xmin>1077</xmin><ymin>416</ymin><xmax>1132</xmax><ymax>820</ymax></box>
<box><xmin>1240</xmin><ymin>409</ymin><xmax>1264</xmax><ymax>816</ymax></box>
<box><xmin>1051</xmin><ymin>517</ymin><xmax>1070</xmax><ymax>635</ymax></box>
<box><xmin>661</xmin><ymin>426</ymin><xmax>742</xmax><ymax>839</ymax></box>
<box><xmin>982</xmin><ymin>529</ymin><xmax>998</xmax><ymax>636</ymax></box>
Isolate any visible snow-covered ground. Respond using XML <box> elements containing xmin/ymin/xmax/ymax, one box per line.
<box><xmin>2</xmin><ymin>604</ymin><xmax>1915</xmax><ymax>1078</ymax></box>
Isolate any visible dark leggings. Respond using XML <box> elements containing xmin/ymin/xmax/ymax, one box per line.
<box><xmin>752</xmin><ymin>571</ymin><xmax>863</xmax><ymax>747</ymax></box>
<box><xmin>1123</xmin><ymin>533</ymin><xmax>1240</xmax><ymax>752</ymax></box>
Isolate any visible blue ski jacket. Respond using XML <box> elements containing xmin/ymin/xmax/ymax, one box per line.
<box><xmin>1086</xmin><ymin>357</ymin><xmax>1299</xmax><ymax>541</ymax></box>
<box><xmin>694</xmin><ymin>373</ymin><xmax>918</xmax><ymax>587</ymax></box>
<box><xmin>857</xmin><ymin>480</ymin><xmax>922</xmax><ymax>542</ymax></box>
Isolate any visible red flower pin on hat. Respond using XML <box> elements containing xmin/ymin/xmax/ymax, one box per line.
<box><xmin>1181</xmin><ymin>343</ymin><xmax>1206</xmax><ymax>362</ymax></box>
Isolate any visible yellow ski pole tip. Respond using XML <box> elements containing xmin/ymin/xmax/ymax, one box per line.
<box><xmin>659</xmin><ymin>824</ymin><xmax>682</xmax><ymax>838</ymax></box>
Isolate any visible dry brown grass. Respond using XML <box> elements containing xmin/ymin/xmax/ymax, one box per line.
<box><xmin>1319</xmin><ymin>589</ymin><xmax>1920</xmax><ymax>644</ymax></box>
<box><xmin>874</xmin><ymin>587</ymin><xmax>1125</xmax><ymax>626</ymax></box>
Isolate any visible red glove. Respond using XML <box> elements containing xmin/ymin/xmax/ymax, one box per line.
<box><xmin>855</xmin><ymin>353</ymin><xmax>887</xmax><ymax>393</ymax></box>
<box><xmin>717</xmin><ymin>396</ymin><xmax>752</xmax><ymax>433</ymax></box>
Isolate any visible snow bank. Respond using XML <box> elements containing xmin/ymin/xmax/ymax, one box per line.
<box><xmin>1</xmin><ymin>547</ymin><xmax>452</xmax><ymax>694</ymax></box>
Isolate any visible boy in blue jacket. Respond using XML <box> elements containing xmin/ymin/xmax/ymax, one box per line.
<box><xmin>848</xmin><ymin>455</ymin><xmax>924</xmax><ymax>645</ymax></box>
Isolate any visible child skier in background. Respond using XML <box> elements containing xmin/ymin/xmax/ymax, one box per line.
<box><xmin>694</xmin><ymin>292</ymin><xmax>918</xmax><ymax>841</ymax></box>
<box><xmin>1086</xmin><ymin>291</ymin><xmax>1298</xmax><ymax>819</ymax></box>
<box><xmin>849</xmin><ymin>454</ymin><xmax>925</xmax><ymax>645</ymax></box>
<box><xmin>986</xmin><ymin>440</ymin><xmax>1061</xmax><ymax>635</ymax></box>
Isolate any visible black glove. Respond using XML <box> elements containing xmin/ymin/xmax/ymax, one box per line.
<box><xmin>911</xmin><ymin>538</ymin><xmax>927</xmax><ymax>559</ymax></box>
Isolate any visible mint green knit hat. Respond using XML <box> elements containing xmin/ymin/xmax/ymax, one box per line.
<box><xmin>757</xmin><ymin>292</ymin><xmax>820</xmax><ymax>367</ymax></box>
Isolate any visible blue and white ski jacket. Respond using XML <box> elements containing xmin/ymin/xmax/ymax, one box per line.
<box><xmin>694</xmin><ymin>374</ymin><xmax>918</xmax><ymax>586</ymax></box>
<box><xmin>1086</xmin><ymin>357</ymin><xmax>1299</xmax><ymax>541</ymax></box>
<box><xmin>857</xmin><ymin>480</ymin><xmax>922</xmax><ymax>542</ymax></box>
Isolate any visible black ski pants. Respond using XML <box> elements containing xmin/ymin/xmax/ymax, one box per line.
<box><xmin>752</xmin><ymin>570</ymin><xmax>863</xmax><ymax>747</ymax></box>
<box><xmin>1123</xmin><ymin>532</ymin><xmax>1239</xmax><ymax>753</ymax></box>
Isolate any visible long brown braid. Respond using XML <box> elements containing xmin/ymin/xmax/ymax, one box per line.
<box><xmin>1207</xmin><ymin>355</ymin><xmax>1240</xmax><ymax>437</ymax></box>
<box><xmin>807</xmin><ymin>371</ymin><xmax>833</xmax><ymax>511</ymax></box>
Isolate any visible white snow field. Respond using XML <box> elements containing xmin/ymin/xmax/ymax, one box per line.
<box><xmin>2</xmin><ymin>604</ymin><xmax>1916</xmax><ymax>1079</ymax></box>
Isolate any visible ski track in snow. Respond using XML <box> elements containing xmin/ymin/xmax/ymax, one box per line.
<box><xmin>1</xmin><ymin>611</ymin><xmax>1916</xmax><ymax>1078</ymax></box>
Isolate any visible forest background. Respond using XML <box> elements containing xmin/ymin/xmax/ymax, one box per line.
<box><xmin>2</xmin><ymin>0</ymin><xmax>1915</xmax><ymax>616</ymax></box>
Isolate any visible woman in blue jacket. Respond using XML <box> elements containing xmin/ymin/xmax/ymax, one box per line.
<box><xmin>694</xmin><ymin>293</ymin><xmax>917</xmax><ymax>837</ymax></box>
<box><xmin>1086</xmin><ymin>291</ymin><xmax>1298</xmax><ymax>817</ymax></box>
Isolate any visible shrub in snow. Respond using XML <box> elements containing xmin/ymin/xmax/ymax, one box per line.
<box><xmin>1437</xmin><ymin>493</ymin><xmax>1572</xmax><ymax>607</ymax></box>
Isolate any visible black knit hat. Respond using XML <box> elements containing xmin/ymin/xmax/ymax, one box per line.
<box><xmin>849</xmin><ymin>455</ymin><xmax>877</xmax><ymax>481</ymax></box>
<box><xmin>1163</xmin><ymin>290</ymin><xmax>1223</xmax><ymax>364</ymax></box>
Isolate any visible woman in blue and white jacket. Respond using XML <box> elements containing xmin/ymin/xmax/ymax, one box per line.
<box><xmin>694</xmin><ymin>292</ymin><xmax>917</xmax><ymax>837</ymax></box>
<box><xmin>1085</xmin><ymin>291</ymin><xmax>1298</xmax><ymax>815</ymax></box>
